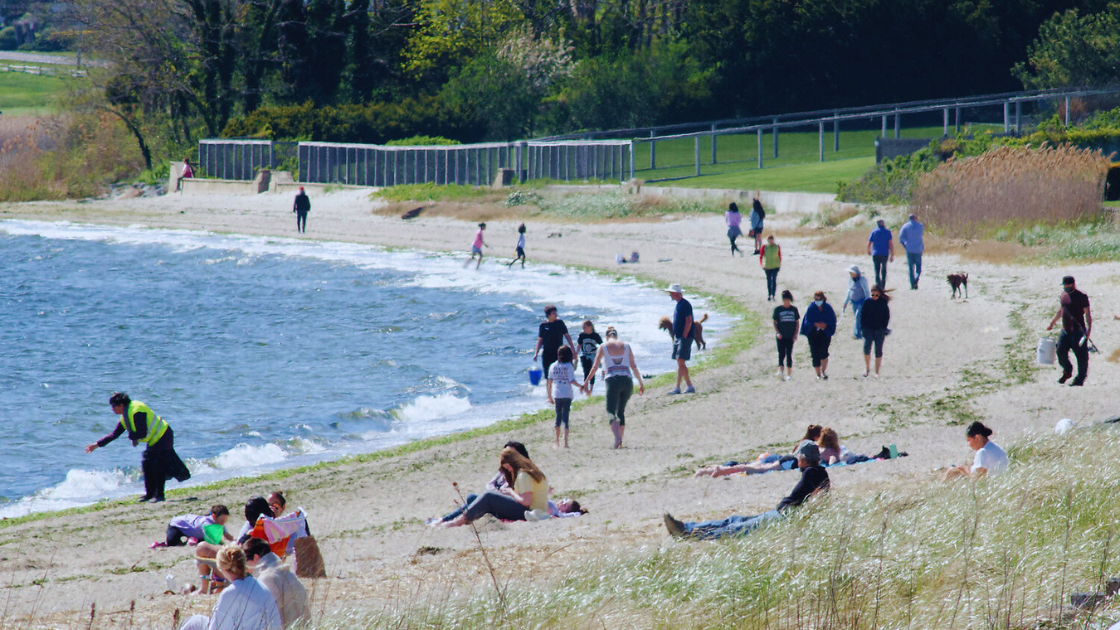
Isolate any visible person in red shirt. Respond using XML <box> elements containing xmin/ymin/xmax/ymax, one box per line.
<box><xmin>1047</xmin><ymin>275</ymin><xmax>1092</xmax><ymax>386</ymax></box>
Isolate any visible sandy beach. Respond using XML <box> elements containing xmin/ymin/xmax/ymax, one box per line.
<box><xmin>1</xmin><ymin>189</ymin><xmax>1118</xmax><ymax>629</ymax></box>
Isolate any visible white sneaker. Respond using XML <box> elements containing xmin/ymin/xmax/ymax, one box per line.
<box><xmin>782</xmin><ymin>375</ymin><xmax>791</xmax><ymax>381</ymax></box>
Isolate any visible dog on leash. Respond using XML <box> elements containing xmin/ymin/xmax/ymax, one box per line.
<box><xmin>947</xmin><ymin>273</ymin><xmax>968</xmax><ymax>299</ymax></box>
<box><xmin>659</xmin><ymin>313</ymin><xmax>708</xmax><ymax>349</ymax></box>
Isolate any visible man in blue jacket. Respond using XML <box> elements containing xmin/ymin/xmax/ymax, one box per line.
<box><xmin>867</xmin><ymin>219</ymin><xmax>894</xmax><ymax>287</ymax></box>
<box><xmin>898</xmin><ymin>214</ymin><xmax>925</xmax><ymax>290</ymax></box>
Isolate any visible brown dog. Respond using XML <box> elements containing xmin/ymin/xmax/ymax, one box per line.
<box><xmin>659</xmin><ymin>313</ymin><xmax>708</xmax><ymax>349</ymax></box>
<box><xmin>947</xmin><ymin>272</ymin><xmax>968</xmax><ymax>299</ymax></box>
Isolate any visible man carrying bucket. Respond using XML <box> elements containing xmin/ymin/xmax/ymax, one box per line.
<box><xmin>1046</xmin><ymin>276</ymin><xmax>1092</xmax><ymax>386</ymax></box>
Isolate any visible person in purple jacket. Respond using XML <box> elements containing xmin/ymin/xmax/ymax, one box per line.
<box><xmin>153</xmin><ymin>504</ymin><xmax>234</xmax><ymax>547</ymax></box>
<box><xmin>800</xmin><ymin>291</ymin><xmax>837</xmax><ymax>380</ymax></box>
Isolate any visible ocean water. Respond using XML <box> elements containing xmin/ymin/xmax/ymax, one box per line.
<box><xmin>0</xmin><ymin>220</ymin><xmax>728</xmax><ymax>517</ymax></box>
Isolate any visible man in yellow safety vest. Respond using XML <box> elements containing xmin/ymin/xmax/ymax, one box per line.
<box><xmin>85</xmin><ymin>392</ymin><xmax>191</xmax><ymax>503</ymax></box>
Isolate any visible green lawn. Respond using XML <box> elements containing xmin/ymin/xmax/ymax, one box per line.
<box><xmin>668</xmin><ymin>156</ymin><xmax>877</xmax><ymax>193</ymax></box>
<box><xmin>0</xmin><ymin>71</ymin><xmax>75</xmax><ymax>115</ymax></box>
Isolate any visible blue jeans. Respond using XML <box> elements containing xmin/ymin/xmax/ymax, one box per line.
<box><xmin>906</xmin><ymin>253</ymin><xmax>922</xmax><ymax>288</ymax></box>
<box><xmin>440</xmin><ymin>493</ymin><xmax>479</xmax><ymax>522</ymax></box>
<box><xmin>463</xmin><ymin>491</ymin><xmax>527</xmax><ymax>522</ymax></box>
<box><xmin>850</xmin><ymin>299</ymin><xmax>865</xmax><ymax>338</ymax></box>
<box><xmin>683</xmin><ymin>510</ymin><xmax>782</xmax><ymax>540</ymax></box>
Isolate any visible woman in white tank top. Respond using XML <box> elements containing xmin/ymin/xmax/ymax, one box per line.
<box><xmin>581</xmin><ymin>327</ymin><xmax>644</xmax><ymax>448</ymax></box>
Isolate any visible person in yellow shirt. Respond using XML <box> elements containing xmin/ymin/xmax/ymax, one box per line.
<box><xmin>85</xmin><ymin>392</ymin><xmax>190</xmax><ymax>503</ymax></box>
<box><xmin>441</xmin><ymin>447</ymin><xmax>548</xmax><ymax>526</ymax></box>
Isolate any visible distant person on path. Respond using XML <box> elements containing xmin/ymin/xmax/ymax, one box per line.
<box><xmin>533</xmin><ymin>305</ymin><xmax>576</xmax><ymax>389</ymax></box>
<box><xmin>547</xmin><ymin>346</ymin><xmax>577</xmax><ymax>449</ymax></box>
<box><xmin>85</xmin><ymin>392</ymin><xmax>190</xmax><ymax>503</ymax></box>
<box><xmin>843</xmin><ymin>265</ymin><xmax>870</xmax><ymax>339</ymax></box>
<box><xmin>867</xmin><ymin>219</ymin><xmax>894</xmax><ymax>287</ymax></box>
<box><xmin>898</xmin><ymin>214</ymin><xmax>924</xmax><ymax>290</ymax></box>
<box><xmin>507</xmin><ymin>223</ymin><xmax>527</xmax><ymax>268</ymax></box>
<box><xmin>1047</xmin><ymin>275</ymin><xmax>1092</xmax><ymax>386</ymax></box>
<box><xmin>941</xmin><ymin>421</ymin><xmax>1009</xmax><ymax>480</ymax></box>
<box><xmin>664</xmin><ymin>442</ymin><xmax>830</xmax><ymax>540</ymax></box>
<box><xmin>577</xmin><ymin>320</ymin><xmax>603</xmax><ymax>394</ymax></box>
<box><xmin>801</xmin><ymin>291</ymin><xmax>837</xmax><ymax>380</ymax></box>
<box><xmin>466</xmin><ymin>222</ymin><xmax>489</xmax><ymax>268</ymax></box>
<box><xmin>760</xmin><ymin>234</ymin><xmax>781</xmax><ymax>301</ymax></box>
<box><xmin>725</xmin><ymin>202</ymin><xmax>744</xmax><ymax>256</ymax></box>
<box><xmin>293</xmin><ymin>186</ymin><xmax>310</xmax><ymax>233</ymax></box>
<box><xmin>773</xmin><ymin>290</ymin><xmax>800</xmax><ymax>381</ymax></box>
<box><xmin>749</xmin><ymin>195</ymin><xmax>766</xmax><ymax>254</ymax></box>
<box><xmin>667</xmin><ymin>284</ymin><xmax>695</xmax><ymax>395</ymax></box>
<box><xmin>860</xmin><ymin>285</ymin><xmax>891</xmax><ymax>378</ymax></box>
<box><xmin>581</xmin><ymin>326</ymin><xmax>645</xmax><ymax>449</ymax></box>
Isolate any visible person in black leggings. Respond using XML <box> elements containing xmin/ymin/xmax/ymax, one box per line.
<box><xmin>772</xmin><ymin>290</ymin><xmax>800</xmax><ymax>381</ymax></box>
<box><xmin>860</xmin><ymin>285</ymin><xmax>891</xmax><ymax>378</ymax></box>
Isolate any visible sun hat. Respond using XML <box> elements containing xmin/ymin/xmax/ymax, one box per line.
<box><xmin>797</xmin><ymin>442</ymin><xmax>821</xmax><ymax>465</ymax></box>
<box><xmin>665</xmin><ymin>283</ymin><xmax>683</xmax><ymax>293</ymax></box>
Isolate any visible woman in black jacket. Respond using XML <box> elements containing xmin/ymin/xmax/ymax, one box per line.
<box><xmin>859</xmin><ymin>285</ymin><xmax>891</xmax><ymax>378</ymax></box>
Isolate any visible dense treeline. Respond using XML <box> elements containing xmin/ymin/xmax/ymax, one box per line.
<box><xmin>53</xmin><ymin>0</ymin><xmax>1120</xmax><ymax>177</ymax></box>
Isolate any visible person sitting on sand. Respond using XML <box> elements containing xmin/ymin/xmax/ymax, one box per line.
<box><xmin>693</xmin><ymin>425</ymin><xmax>822</xmax><ymax>478</ymax></box>
<box><xmin>441</xmin><ymin>447</ymin><xmax>549</xmax><ymax>527</ymax></box>
<box><xmin>179</xmin><ymin>545</ymin><xmax>282</xmax><ymax>630</ymax></box>
<box><xmin>431</xmin><ymin>441</ymin><xmax>532</xmax><ymax>525</ymax></box>
<box><xmin>817</xmin><ymin>428</ymin><xmax>843</xmax><ymax>466</ymax></box>
<box><xmin>153</xmin><ymin>504</ymin><xmax>233</xmax><ymax>548</ymax></box>
<box><xmin>941</xmin><ymin>421</ymin><xmax>1008</xmax><ymax>481</ymax></box>
<box><xmin>196</xmin><ymin>497</ymin><xmax>274</xmax><ymax>593</ymax></box>
<box><xmin>667</xmin><ymin>443</ymin><xmax>830</xmax><ymax>540</ymax></box>
<box><xmin>243</xmin><ymin>538</ymin><xmax>311</xmax><ymax>630</ymax></box>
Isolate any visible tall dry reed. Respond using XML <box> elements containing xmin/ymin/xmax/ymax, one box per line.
<box><xmin>912</xmin><ymin>144</ymin><xmax>1110</xmax><ymax>238</ymax></box>
<box><xmin>0</xmin><ymin>116</ymin><xmax>65</xmax><ymax>202</ymax></box>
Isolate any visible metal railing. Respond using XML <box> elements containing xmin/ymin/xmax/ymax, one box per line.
<box><xmin>198</xmin><ymin>139</ymin><xmax>278</xmax><ymax>181</ymax></box>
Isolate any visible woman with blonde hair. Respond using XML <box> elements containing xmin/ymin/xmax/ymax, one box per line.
<box><xmin>442</xmin><ymin>447</ymin><xmax>549</xmax><ymax>526</ymax></box>
<box><xmin>179</xmin><ymin>545</ymin><xmax>281</xmax><ymax>630</ymax></box>
<box><xmin>581</xmin><ymin>326</ymin><xmax>644</xmax><ymax>449</ymax></box>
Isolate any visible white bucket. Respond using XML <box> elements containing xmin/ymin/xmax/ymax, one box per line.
<box><xmin>1037</xmin><ymin>337</ymin><xmax>1057</xmax><ymax>365</ymax></box>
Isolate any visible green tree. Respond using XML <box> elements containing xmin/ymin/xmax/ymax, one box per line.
<box><xmin>1014</xmin><ymin>5</ymin><xmax>1120</xmax><ymax>89</ymax></box>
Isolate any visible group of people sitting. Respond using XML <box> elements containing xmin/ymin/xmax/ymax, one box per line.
<box><xmin>428</xmin><ymin>441</ymin><xmax>587</xmax><ymax>527</ymax></box>
<box><xmin>692</xmin><ymin>425</ymin><xmax>875</xmax><ymax>478</ymax></box>
<box><xmin>158</xmin><ymin>491</ymin><xmax>321</xmax><ymax>630</ymax></box>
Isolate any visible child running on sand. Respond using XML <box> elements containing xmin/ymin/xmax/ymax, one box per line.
<box><xmin>466</xmin><ymin>222</ymin><xmax>488</xmax><ymax>269</ymax></box>
<box><xmin>152</xmin><ymin>504</ymin><xmax>233</xmax><ymax>548</ymax></box>
<box><xmin>548</xmin><ymin>346</ymin><xmax>576</xmax><ymax>448</ymax></box>
<box><xmin>577</xmin><ymin>320</ymin><xmax>603</xmax><ymax>394</ymax></box>
<box><xmin>507</xmin><ymin>223</ymin><xmax>527</xmax><ymax>268</ymax></box>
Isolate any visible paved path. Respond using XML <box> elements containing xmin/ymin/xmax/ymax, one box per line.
<box><xmin>0</xmin><ymin>51</ymin><xmax>107</xmax><ymax>67</ymax></box>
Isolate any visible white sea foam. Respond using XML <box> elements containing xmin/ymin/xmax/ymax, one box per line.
<box><xmin>392</xmin><ymin>393</ymin><xmax>473</xmax><ymax>424</ymax></box>
<box><xmin>211</xmin><ymin>443</ymin><xmax>288</xmax><ymax>469</ymax></box>
<box><xmin>0</xmin><ymin>469</ymin><xmax>134</xmax><ymax>519</ymax></box>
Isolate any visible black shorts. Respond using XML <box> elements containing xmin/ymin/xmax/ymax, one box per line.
<box><xmin>672</xmin><ymin>337</ymin><xmax>692</xmax><ymax>361</ymax></box>
<box><xmin>515</xmin><ymin>246</ymin><xmax>525</xmax><ymax>258</ymax></box>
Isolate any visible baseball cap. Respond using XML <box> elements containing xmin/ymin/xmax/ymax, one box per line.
<box><xmin>665</xmin><ymin>283</ymin><xmax>683</xmax><ymax>293</ymax></box>
<box><xmin>798</xmin><ymin>442</ymin><xmax>821</xmax><ymax>465</ymax></box>
<box><xmin>1061</xmin><ymin>276</ymin><xmax>1075</xmax><ymax>285</ymax></box>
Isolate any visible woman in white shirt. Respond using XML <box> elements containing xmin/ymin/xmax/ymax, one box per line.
<box><xmin>180</xmin><ymin>545</ymin><xmax>282</xmax><ymax>630</ymax></box>
<box><xmin>942</xmin><ymin>421</ymin><xmax>1008</xmax><ymax>481</ymax></box>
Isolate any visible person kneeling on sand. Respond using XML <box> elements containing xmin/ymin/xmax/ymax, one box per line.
<box><xmin>243</xmin><ymin>538</ymin><xmax>311</xmax><ymax>629</ymax></box>
<box><xmin>153</xmin><ymin>504</ymin><xmax>233</xmax><ymax>548</ymax></box>
<box><xmin>666</xmin><ymin>443</ymin><xmax>829</xmax><ymax>540</ymax></box>
<box><xmin>441</xmin><ymin>447</ymin><xmax>549</xmax><ymax>527</ymax></box>
<box><xmin>941</xmin><ymin>421</ymin><xmax>1008</xmax><ymax>481</ymax></box>
<box><xmin>179</xmin><ymin>545</ymin><xmax>281</xmax><ymax>630</ymax></box>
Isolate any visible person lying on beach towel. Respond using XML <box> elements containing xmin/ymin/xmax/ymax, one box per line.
<box><xmin>666</xmin><ymin>443</ymin><xmax>829</xmax><ymax>540</ymax></box>
<box><xmin>694</xmin><ymin>425</ymin><xmax>822</xmax><ymax>478</ymax></box>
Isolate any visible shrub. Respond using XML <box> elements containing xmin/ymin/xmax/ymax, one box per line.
<box><xmin>912</xmin><ymin>144</ymin><xmax>1110</xmax><ymax>238</ymax></box>
<box><xmin>385</xmin><ymin>135</ymin><xmax>460</xmax><ymax>146</ymax></box>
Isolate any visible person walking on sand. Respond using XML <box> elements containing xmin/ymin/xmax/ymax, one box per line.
<box><xmin>843</xmin><ymin>265</ymin><xmax>870</xmax><ymax>339</ymax></box>
<box><xmin>1047</xmin><ymin>275</ymin><xmax>1092</xmax><ymax>386</ymax></box>
<box><xmin>725</xmin><ymin>202</ymin><xmax>744</xmax><ymax>256</ymax></box>
<box><xmin>760</xmin><ymin>234</ymin><xmax>781</xmax><ymax>301</ymax></box>
<box><xmin>292</xmin><ymin>186</ymin><xmax>310</xmax><ymax>233</ymax></box>
<box><xmin>465</xmin><ymin>222</ymin><xmax>489</xmax><ymax>269</ymax></box>
<box><xmin>898</xmin><ymin>214</ymin><xmax>924</xmax><ymax>290</ymax></box>
<box><xmin>577</xmin><ymin>320</ymin><xmax>603</xmax><ymax>394</ymax></box>
<box><xmin>801</xmin><ymin>290</ymin><xmax>837</xmax><ymax>380</ymax></box>
<box><xmin>749</xmin><ymin>195</ymin><xmax>766</xmax><ymax>254</ymax></box>
<box><xmin>581</xmin><ymin>326</ymin><xmax>644</xmax><ymax>448</ymax></box>
<box><xmin>507</xmin><ymin>223</ymin><xmax>527</xmax><ymax>268</ymax></box>
<box><xmin>773</xmin><ymin>290</ymin><xmax>800</xmax><ymax>381</ymax></box>
<box><xmin>85</xmin><ymin>392</ymin><xmax>191</xmax><ymax>503</ymax></box>
<box><xmin>667</xmin><ymin>284</ymin><xmax>695</xmax><ymax>395</ymax></box>
<box><xmin>860</xmin><ymin>285</ymin><xmax>891</xmax><ymax>378</ymax></box>
<box><xmin>867</xmin><ymin>218</ymin><xmax>893</xmax><ymax>287</ymax></box>
<box><xmin>547</xmin><ymin>346</ymin><xmax>577</xmax><ymax>448</ymax></box>
<box><xmin>533</xmin><ymin>305</ymin><xmax>576</xmax><ymax>389</ymax></box>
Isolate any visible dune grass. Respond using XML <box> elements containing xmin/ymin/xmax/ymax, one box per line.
<box><xmin>320</xmin><ymin>427</ymin><xmax>1120</xmax><ymax>629</ymax></box>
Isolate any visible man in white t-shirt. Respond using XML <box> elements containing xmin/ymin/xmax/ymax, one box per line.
<box><xmin>943</xmin><ymin>421</ymin><xmax>1008</xmax><ymax>480</ymax></box>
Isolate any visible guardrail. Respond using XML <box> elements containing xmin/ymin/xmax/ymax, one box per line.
<box><xmin>0</xmin><ymin>63</ymin><xmax>87</xmax><ymax>78</ymax></box>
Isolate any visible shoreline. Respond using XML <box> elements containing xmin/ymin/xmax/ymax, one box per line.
<box><xmin>1</xmin><ymin>191</ymin><xmax>1118</xmax><ymax>627</ymax></box>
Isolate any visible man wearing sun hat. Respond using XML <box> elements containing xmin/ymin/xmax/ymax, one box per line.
<box><xmin>666</xmin><ymin>283</ymin><xmax>695</xmax><ymax>395</ymax></box>
<box><xmin>1047</xmin><ymin>276</ymin><xmax>1092</xmax><ymax>386</ymax></box>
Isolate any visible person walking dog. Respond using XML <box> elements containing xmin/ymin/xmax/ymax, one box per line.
<box><xmin>898</xmin><ymin>214</ymin><xmax>924</xmax><ymax>290</ymax></box>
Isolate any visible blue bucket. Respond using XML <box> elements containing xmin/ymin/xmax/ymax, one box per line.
<box><xmin>528</xmin><ymin>367</ymin><xmax>543</xmax><ymax>386</ymax></box>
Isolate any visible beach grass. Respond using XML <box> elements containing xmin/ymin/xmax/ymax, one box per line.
<box><xmin>0</xmin><ymin>72</ymin><xmax>76</xmax><ymax>115</ymax></box>
<box><xmin>320</xmin><ymin>426</ymin><xmax>1120</xmax><ymax>630</ymax></box>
